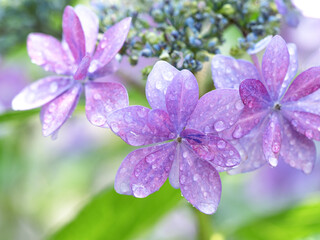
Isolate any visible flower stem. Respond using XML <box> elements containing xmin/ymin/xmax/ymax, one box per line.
<box><xmin>193</xmin><ymin>207</ymin><xmax>213</xmax><ymax>240</ymax></box>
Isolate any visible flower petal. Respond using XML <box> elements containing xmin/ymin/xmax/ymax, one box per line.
<box><xmin>146</xmin><ymin>61</ymin><xmax>180</xmax><ymax>110</ymax></box>
<box><xmin>262</xmin><ymin>113</ymin><xmax>282</xmax><ymax>167</ymax></box>
<box><xmin>107</xmin><ymin>106</ymin><xmax>176</xmax><ymax>146</ymax></box>
<box><xmin>12</xmin><ymin>76</ymin><xmax>74</xmax><ymax>110</ymax></box>
<box><xmin>228</xmin><ymin>118</ymin><xmax>269</xmax><ymax>174</ymax></box>
<box><xmin>63</xmin><ymin>6</ymin><xmax>86</xmax><ymax>64</ymax></box>
<box><xmin>73</xmin><ymin>54</ymin><xmax>91</xmax><ymax>80</ymax></box>
<box><xmin>186</xmin><ymin>89</ymin><xmax>243</xmax><ymax>134</ymax></box>
<box><xmin>165</xmin><ymin>70</ymin><xmax>199</xmax><ymax>133</ymax></box>
<box><xmin>85</xmin><ymin>81</ymin><xmax>129</xmax><ymax>128</ymax></box>
<box><xmin>211</xmin><ymin>55</ymin><xmax>259</xmax><ymax>89</ymax></box>
<box><xmin>279</xmin><ymin>43</ymin><xmax>298</xmax><ymax>98</ymax></box>
<box><xmin>280</xmin><ymin>117</ymin><xmax>316</xmax><ymax>174</ymax></box>
<box><xmin>282</xmin><ymin>67</ymin><xmax>320</xmax><ymax>102</ymax></box>
<box><xmin>261</xmin><ymin>35</ymin><xmax>289</xmax><ymax>100</ymax></box>
<box><xmin>179</xmin><ymin>143</ymin><xmax>221</xmax><ymax>214</ymax></box>
<box><xmin>27</xmin><ymin>33</ymin><xmax>74</xmax><ymax>74</ymax></box>
<box><xmin>74</xmin><ymin>5</ymin><xmax>99</xmax><ymax>55</ymax></box>
<box><xmin>90</xmin><ymin>17</ymin><xmax>131</xmax><ymax>73</ymax></box>
<box><xmin>281</xmin><ymin>110</ymin><xmax>320</xmax><ymax>141</ymax></box>
<box><xmin>88</xmin><ymin>57</ymin><xmax>120</xmax><ymax>79</ymax></box>
<box><xmin>240</xmin><ymin>79</ymin><xmax>272</xmax><ymax>110</ymax></box>
<box><xmin>169</xmin><ymin>153</ymin><xmax>180</xmax><ymax>189</ymax></box>
<box><xmin>40</xmin><ymin>82</ymin><xmax>82</xmax><ymax>137</ymax></box>
<box><xmin>114</xmin><ymin>142</ymin><xmax>176</xmax><ymax>195</ymax></box>
<box><xmin>247</xmin><ymin>35</ymin><xmax>272</xmax><ymax>55</ymax></box>
<box><xmin>181</xmin><ymin>129</ymin><xmax>240</xmax><ymax>168</ymax></box>
<box><xmin>131</xmin><ymin>142</ymin><xmax>177</xmax><ymax>198</ymax></box>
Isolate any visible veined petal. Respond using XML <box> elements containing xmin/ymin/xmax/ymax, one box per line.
<box><xmin>280</xmin><ymin>117</ymin><xmax>316</xmax><ymax>174</ymax></box>
<box><xmin>63</xmin><ymin>6</ymin><xmax>86</xmax><ymax>64</ymax></box>
<box><xmin>146</xmin><ymin>61</ymin><xmax>180</xmax><ymax>110</ymax></box>
<box><xmin>279</xmin><ymin>43</ymin><xmax>298</xmax><ymax>98</ymax></box>
<box><xmin>211</xmin><ymin>55</ymin><xmax>260</xmax><ymax>89</ymax></box>
<box><xmin>261</xmin><ymin>35</ymin><xmax>289</xmax><ymax>100</ymax></box>
<box><xmin>228</xmin><ymin>118</ymin><xmax>269</xmax><ymax>174</ymax></box>
<box><xmin>240</xmin><ymin>79</ymin><xmax>272</xmax><ymax>110</ymax></box>
<box><xmin>282</xmin><ymin>67</ymin><xmax>320</xmax><ymax>102</ymax></box>
<box><xmin>282</xmin><ymin>110</ymin><xmax>320</xmax><ymax>141</ymax></box>
<box><xmin>186</xmin><ymin>89</ymin><xmax>243</xmax><ymax>134</ymax></box>
<box><xmin>107</xmin><ymin>106</ymin><xmax>176</xmax><ymax>146</ymax></box>
<box><xmin>181</xmin><ymin>129</ymin><xmax>240</xmax><ymax>168</ymax></box>
<box><xmin>179</xmin><ymin>143</ymin><xmax>221</xmax><ymax>214</ymax></box>
<box><xmin>40</xmin><ymin>82</ymin><xmax>82</xmax><ymax>137</ymax></box>
<box><xmin>165</xmin><ymin>70</ymin><xmax>199</xmax><ymax>133</ymax></box>
<box><xmin>114</xmin><ymin>142</ymin><xmax>176</xmax><ymax>195</ymax></box>
<box><xmin>263</xmin><ymin>113</ymin><xmax>282</xmax><ymax>167</ymax></box>
<box><xmin>131</xmin><ymin>142</ymin><xmax>177</xmax><ymax>198</ymax></box>
<box><xmin>12</xmin><ymin>76</ymin><xmax>74</xmax><ymax>110</ymax></box>
<box><xmin>27</xmin><ymin>33</ymin><xmax>74</xmax><ymax>74</ymax></box>
<box><xmin>75</xmin><ymin>5</ymin><xmax>99</xmax><ymax>55</ymax></box>
<box><xmin>85</xmin><ymin>81</ymin><xmax>129</xmax><ymax>128</ymax></box>
<box><xmin>90</xmin><ymin>17</ymin><xmax>131</xmax><ymax>73</ymax></box>
<box><xmin>73</xmin><ymin>54</ymin><xmax>91</xmax><ymax>80</ymax></box>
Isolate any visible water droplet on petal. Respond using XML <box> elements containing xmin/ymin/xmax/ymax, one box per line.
<box><xmin>91</xmin><ymin>114</ymin><xmax>106</xmax><ymax>126</ymax></box>
<box><xmin>193</xmin><ymin>174</ymin><xmax>200</xmax><ymax>181</ymax></box>
<box><xmin>232</xmin><ymin>125</ymin><xmax>242</xmax><ymax>138</ymax></box>
<box><xmin>180</xmin><ymin>175</ymin><xmax>186</xmax><ymax>184</ymax></box>
<box><xmin>155</xmin><ymin>81</ymin><xmax>162</xmax><ymax>90</ymax></box>
<box><xmin>146</xmin><ymin>154</ymin><xmax>155</xmax><ymax>163</ymax></box>
<box><xmin>49</xmin><ymin>82</ymin><xmax>58</xmax><ymax>93</ymax></box>
<box><xmin>132</xmin><ymin>184</ymin><xmax>147</xmax><ymax>198</ymax></box>
<box><xmin>235</xmin><ymin>100</ymin><xmax>244</xmax><ymax>110</ymax></box>
<box><xmin>302</xmin><ymin>162</ymin><xmax>313</xmax><ymax>174</ymax></box>
<box><xmin>93</xmin><ymin>93</ymin><xmax>101</xmax><ymax>100</ymax></box>
<box><xmin>162</xmin><ymin>71</ymin><xmax>173</xmax><ymax>81</ymax></box>
<box><xmin>214</xmin><ymin>121</ymin><xmax>226</xmax><ymax>132</ymax></box>
<box><xmin>305</xmin><ymin>130</ymin><xmax>313</xmax><ymax>139</ymax></box>
<box><xmin>217</xmin><ymin>140</ymin><xmax>226</xmax><ymax>149</ymax></box>
<box><xmin>183</xmin><ymin>151</ymin><xmax>188</xmax><ymax>158</ymax></box>
<box><xmin>120</xmin><ymin>183</ymin><xmax>130</xmax><ymax>193</ymax></box>
<box><xmin>268</xmin><ymin>157</ymin><xmax>278</xmax><ymax>167</ymax></box>
<box><xmin>272</xmin><ymin>142</ymin><xmax>280</xmax><ymax>153</ymax></box>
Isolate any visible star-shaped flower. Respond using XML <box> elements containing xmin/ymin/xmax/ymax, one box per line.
<box><xmin>12</xmin><ymin>5</ymin><xmax>131</xmax><ymax>136</ymax></box>
<box><xmin>211</xmin><ymin>35</ymin><xmax>320</xmax><ymax>174</ymax></box>
<box><xmin>107</xmin><ymin>61</ymin><xmax>242</xmax><ymax>214</ymax></box>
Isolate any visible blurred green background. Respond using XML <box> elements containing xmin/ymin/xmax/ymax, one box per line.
<box><xmin>1</xmin><ymin>0</ymin><xmax>320</xmax><ymax>240</ymax></box>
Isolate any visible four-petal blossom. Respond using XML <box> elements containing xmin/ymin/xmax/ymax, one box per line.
<box><xmin>12</xmin><ymin>5</ymin><xmax>131</xmax><ymax>136</ymax></box>
<box><xmin>212</xmin><ymin>35</ymin><xmax>320</xmax><ymax>174</ymax></box>
<box><xmin>107</xmin><ymin>61</ymin><xmax>241</xmax><ymax>214</ymax></box>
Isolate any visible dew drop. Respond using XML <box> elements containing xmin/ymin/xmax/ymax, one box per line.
<box><xmin>193</xmin><ymin>174</ymin><xmax>200</xmax><ymax>182</ymax></box>
<box><xmin>155</xmin><ymin>81</ymin><xmax>162</xmax><ymax>90</ymax></box>
<box><xmin>235</xmin><ymin>100</ymin><xmax>244</xmax><ymax>110</ymax></box>
<box><xmin>146</xmin><ymin>154</ymin><xmax>155</xmax><ymax>163</ymax></box>
<box><xmin>232</xmin><ymin>125</ymin><xmax>242</xmax><ymax>138</ymax></box>
<box><xmin>183</xmin><ymin>151</ymin><xmax>188</xmax><ymax>158</ymax></box>
<box><xmin>49</xmin><ymin>82</ymin><xmax>58</xmax><ymax>93</ymax></box>
<box><xmin>268</xmin><ymin>157</ymin><xmax>278</xmax><ymax>167</ymax></box>
<box><xmin>217</xmin><ymin>140</ymin><xmax>226</xmax><ymax>149</ymax></box>
<box><xmin>180</xmin><ymin>175</ymin><xmax>186</xmax><ymax>184</ymax></box>
<box><xmin>132</xmin><ymin>184</ymin><xmax>147</xmax><ymax>198</ymax></box>
<box><xmin>214</xmin><ymin>121</ymin><xmax>226</xmax><ymax>132</ymax></box>
<box><xmin>48</xmin><ymin>103</ymin><xmax>57</xmax><ymax>113</ymax></box>
<box><xmin>120</xmin><ymin>183</ymin><xmax>130</xmax><ymax>193</ymax></box>
<box><xmin>91</xmin><ymin>114</ymin><xmax>106</xmax><ymax>126</ymax></box>
<box><xmin>305</xmin><ymin>130</ymin><xmax>313</xmax><ymax>139</ymax></box>
<box><xmin>110</xmin><ymin>122</ymin><xmax>119</xmax><ymax>132</ymax></box>
<box><xmin>302</xmin><ymin>162</ymin><xmax>313</xmax><ymax>174</ymax></box>
<box><xmin>93</xmin><ymin>93</ymin><xmax>101</xmax><ymax>100</ymax></box>
<box><xmin>272</xmin><ymin>142</ymin><xmax>280</xmax><ymax>153</ymax></box>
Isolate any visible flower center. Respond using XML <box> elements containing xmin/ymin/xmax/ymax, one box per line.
<box><xmin>177</xmin><ymin>137</ymin><xmax>182</xmax><ymax>142</ymax></box>
<box><xmin>273</xmin><ymin>102</ymin><xmax>281</xmax><ymax>111</ymax></box>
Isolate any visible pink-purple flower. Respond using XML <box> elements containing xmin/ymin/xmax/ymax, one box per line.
<box><xmin>107</xmin><ymin>61</ymin><xmax>242</xmax><ymax>214</ymax></box>
<box><xmin>211</xmin><ymin>35</ymin><xmax>320</xmax><ymax>174</ymax></box>
<box><xmin>12</xmin><ymin>5</ymin><xmax>131</xmax><ymax>136</ymax></box>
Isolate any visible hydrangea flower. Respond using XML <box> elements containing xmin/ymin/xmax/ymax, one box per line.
<box><xmin>107</xmin><ymin>61</ymin><xmax>242</xmax><ymax>214</ymax></box>
<box><xmin>12</xmin><ymin>5</ymin><xmax>131</xmax><ymax>136</ymax></box>
<box><xmin>211</xmin><ymin>35</ymin><xmax>320</xmax><ymax>174</ymax></box>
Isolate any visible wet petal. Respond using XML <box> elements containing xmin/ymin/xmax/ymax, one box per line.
<box><xmin>12</xmin><ymin>76</ymin><xmax>74</xmax><ymax>110</ymax></box>
<box><xmin>211</xmin><ymin>55</ymin><xmax>259</xmax><ymax>89</ymax></box>
<box><xmin>74</xmin><ymin>5</ymin><xmax>99</xmax><ymax>55</ymax></box>
<box><xmin>40</xmin><ymin>82</ymin><xmax>82</xmax><ymax>137</ymax></box>
<box><xmin>179</xmin><ymin>143</ymin><xmax>221</xmax><ymax>214</ymax></box>
<box><xmin>282</xmin><ymin>67</ymin><xmax>320</xmax><ymax>102</ymax></box>
<box><xmin>165</xmin><ymin>70</ymin><xmax>199</xmax><ymax>133</ymax></box>
<box><xmin>228</xmin><ymin>118</ymin><xmax>269</xmax><ymax>174</ymax></box>
<box><xmin>282</xmin><ymin>110</ymin><xmax>320</xmax><ymax>141</ymax></box>
<box><xmin>261</xmin><ymin>35</ymin><xmax>289</xmax><ymax>100</ymax></box>
<box><xmin>279</xmin><ymin>43</ymin><xmax>298</xmax><ymax>98</ymax></box>
<box><xmin>181</xmin><ymin>129</ymin><xmax>240</xmax><ymax>168</ymax></box>
<box><xmin>114</xmin><ymin>142</ymin><xmax>176</xmax><ymax>195</ymax></box>
<box><xmin>186</xmin><ymin>89</ymin><xmax>243</xmax><ymax>134</ymax></box>
<box><xmin>131</xmin><ymin>142</ymin><xmax>177</xmax><ymax>198</ymax></box>
<box><xmin>169</xmin><ymin>152</ymin><xmax>180</xmax><ymax>189</ymax></box>
<box><xmin>27</xmin><ymin>33</ymin><xmax>74</xmax><ymax>74</ymax></box>
<box><xmin>146</xmin><ymin>61</ymin><xmax>180</xmax><ymax>110</ymax></box>
<box><xmin>263</xmin><ymin>113</ymin><xmax>282</xmax><ymax>167</ymax></box>
<box><xmin>247</xmin><ymin>35</ymin><xmax>272</xmax><ymax>55</ymax></box>
<box><xmin>73</xmin><ymin>54</ymin><xmax>91</xmax><ymax>80</ymax></box>
<box><xmin>63</xmin><ymin>6</ymin><xmax>86</xmax><ymax>64</ymax></box>
<box><xmin>107</xmin><ymin>106</ymin><xmax>176</xmax><ymax>146</ymax></box>
<box><xmin>240</xmin><ymin>79</ymin><xmax>272</xmax><ymax>110</ymax></box>
<box><xmin>280</xmin><ymin>117</ymin><xmax>316</xmax><ymax>174</ymax></box>
<box><xmin>90</xmin><ymin>17</ymin><xmax>131</xmax><ymax>73</ymax></box>
<box><xmin>85</xmin><ymin>82</ymin><xmax>129</xmax><ymax>128</ymax></box>
<box><xmin>88</xmin><ymin>57</ymin><xmax>120</xmax><ymax>79</ymax></box>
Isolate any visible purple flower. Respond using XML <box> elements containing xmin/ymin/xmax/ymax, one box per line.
<box><xmin>275</xmin><ymin>0</ymin><xmax>300</xmax><ymax>27</ymax></box>
<box><xmin>107</xmin><ymin>61</ymin><xmax>242</xmax><ymax>214</ymax></box>
<box><xmin>212</xmin><ymin>35</ymin><xmax>320</xmax><ymax>174</ymax></box>
<box><xmin>12</xmin><ymin>5</ymin><xmax>131</xmax><ymax>136</ymax></box>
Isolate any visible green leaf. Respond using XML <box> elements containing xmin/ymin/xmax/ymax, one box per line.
<box><xmin>0</xmin><ymin>109</ymin><xmax>40</xmax><ymax>123</ymax></box>
<box><xmin>48</xmin><ymin>182</ymin><xmax>182</xmax><ymax>240</ymax></box>
<box><xmin>229</xmin><ymin>200</ymin><xmax>320</xmax><ymax>240</ymax></box>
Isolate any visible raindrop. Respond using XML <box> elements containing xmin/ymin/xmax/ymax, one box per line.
<box><xmin>162</xmin><ymin>71</ymin><xmax>174</xmax><ymax>81</ymax></box>
<box><xmin>120</xmin><ymin>183</ymin><xmax>130</xmax><ymax>193</ymax></box>
<box><xmin>232</xmin><ymin>125</ymin><xmax>242</xmax><ymax>138</ymax></box>
<box><xmin>155</xmin><ymin>81</ymin><xmax>162</xmax><ymax>90</ymax></box>
<box><xmin>305</xmin><ymin>130</ymin><xmax>313</xmax><ymax>139</ymax></box>
<box><xmin>214</xmin><ymin>121</ymin><xmax>226</xmax><ymax>132</ymax></box>
<box><xmin>91</xmin><ymin>114</ymin><xmax>106</xmax><ymax>126</ymax></box>
<box><xmin>93</xmin><ymin>93</ymin><xmax>101</xmax><ymax>100</ymax></box>
<box><xmin>132</xmin><ymin>184</ymin><xmax>147</xmax><ymax>198</ymax></box>
<box><xmin>217</xmin><ymin>140</ymin><xmax>226</xmax><ymax>149</ymax></box>
<box><xmin>183</xmin><ymin>151</ymin><xmax>188</xmax><ymax>158</ymax></box>
<box><xmin>193</xmin><ymin>174</ymin><xmax>200</xmax><ymax>181</ymax></box>
<box><xmin>272</xmin><ymin>142</ymin><xmax>280</xmax><ymax>153</ymax></box>
<box><xmin>235</xmin><ymin>100</ymin><xmax>244</xmax><ymax>110</ymax></box>
<box><xmin>49</xmin><ymin>82</ymin><xmax>58</xmax><ymax>93</ymax></box>
<box><xmin>180</xmin><ymin>175</ymin><xmax>186</xmax><ymax>184</ymax></box>
<box><xmin>110</xmin><ymin>122</ymin><xmax>119</xmax><ymax>132</ymax></box>
<box><xmin>146</xmin><ymin>154</ymin><xmax>155</xmax><ymax>163</ymax></box>
<box><xmin>268</xmin><ymin>157</ymin><xmax>278</xmax><ymax>167</ymax></box>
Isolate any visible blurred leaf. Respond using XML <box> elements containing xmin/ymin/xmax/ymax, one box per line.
<box><xmin>230</xmin><ymin>200</ymin><xmax>320</xmax><ymax>240</ymax></box>
<box><xmin>0</xmin><ymin>109</ymin><xmax>39</xmax><ymax>123</ymax></box>
<box><xmin>48</xmin><ymin>181</ymin><xmax>181</xmax><ymax>240</ymax></box>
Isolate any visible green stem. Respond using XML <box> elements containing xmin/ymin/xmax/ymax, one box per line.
<box><xmin>193</xmin><ymin>207</ymin><xmax>214</xmax><ymax>240</ymax></box>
